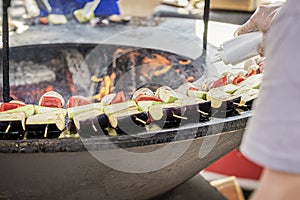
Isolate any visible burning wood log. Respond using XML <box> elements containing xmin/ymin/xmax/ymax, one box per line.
<box><xmin>141</xmin><ymin>54</ymin><xmax>172</xmax><ymax>81</ymax></box>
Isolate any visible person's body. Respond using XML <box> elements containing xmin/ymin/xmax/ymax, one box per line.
<box><xmin>235</xmin><ymin>0</ymin><xmax>300</xmax><ymax>199</ymax></box>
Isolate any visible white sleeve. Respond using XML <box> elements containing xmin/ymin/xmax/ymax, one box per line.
<box><xmin>240</xmin><ymin>2</ymin><xmax>300</xmax><ymax>174</ymax></box>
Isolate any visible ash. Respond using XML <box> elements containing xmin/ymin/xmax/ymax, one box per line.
<box><xmin>0</xmin><ymin>61</ymin><xmax>56</xmax><ymax>87</ymax></box>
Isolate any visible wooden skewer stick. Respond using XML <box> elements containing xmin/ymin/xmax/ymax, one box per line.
<box><xmin>172</xmin><ymin>112</ymin><xmax>188</xmax><ymax>120</ymax></box>
<box><xmin>44</xmin><ymin>124</ymin><xmax>49</xmax><ymax>138</ymax></box>
<box><xmin>197</xmin><ymin>109</ymin><xmax>209</xmax><ymax>116</ymax></box>
<box><xmin>91</xmin><ymin>121</ymin><xmax>98</xmax><ymax>132</ymax></box>
<box><xmin>233</xmin><ymin>102</ymin><xmax>247</xmax><ymax>107</ymax></box>
<box><xmin>5</xmin><ymin>122</ymin><xmax>12</xmax><ymax>133</ymax></box>
<box><xmin>23</xmin><ymin>132</ymin><xmax>28</xmax><ymax>140</ymax></box>
<box><xmin>135</xmin><ymin>117</ymin><xmax>147</xmax><ymax>125</ymax></box>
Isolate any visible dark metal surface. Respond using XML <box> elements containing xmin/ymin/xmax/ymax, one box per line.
<box><xmin>0</xmin><ymin>43</ymin><xmax>249</xmax><ymax>199</ymax></box>
<box><xmin>2</xmin><ymin>0</ymin><xmax>12</xmax><ymax>102</ymax></box>
<box><xmin>151</xmin><ymin>5</ymin><xmax>252</xmax><ymax>25</ymax></box>
<box><xmin>0</xmin><ymin>42</ymin><xmax>250</xmax><ymax>199</ymax></box>
<box><xmin>156</xmin><ymin>173</ymin><xmax>226</xmax><ymax>200</ymax></box>
<box><xmin>0</xmin><ymin>7</ymin><xmax>252</xmax><ymax>198</ymax></box>
<box><xmin>0</xmin><ymin>130</ymin><xmax>243</xmax><ymax>200</ymax></box>
<box><xmin>8</xmin><ymin>17</ymin><xmax>205</xmax><ymax>59</ymax></box>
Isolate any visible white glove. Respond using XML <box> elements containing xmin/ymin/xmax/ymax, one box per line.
<box><xmin>235</xmin><ymin>2</ymin><xmax>284</xmax><ymax>56</ymax></box>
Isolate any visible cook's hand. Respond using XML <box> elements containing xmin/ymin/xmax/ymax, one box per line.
<box><xmin>235</xmin><ymin>2</ymin><xmax>284</xmax><ymax>56</ymax></box>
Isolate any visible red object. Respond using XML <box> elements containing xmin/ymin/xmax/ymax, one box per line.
<box><xmin>188</xmin><ymin>87</ymin><xmax>199</xmax><ymax>91</ymax></box>
<box><xmin>211</xmin><ymin>76</ymin><xmax>227</xmax><ymax>89</ymax></box>
<box><xmin>246</xmin><ymin>69</ymin><xmax>257</xmax><ymax>77</ymax></box>
<box><xmin>232</xmin><ymin>75</ymin><xmax>246</xmax><ymax>85</ymax></box>
<box><xmin>0</xmin><ymin>101</ymin><xmax>25</xmax><ymax>112</ymax></box>
<box><xmin>65</xmin><ymin>70</ymin><xmax>76</xmax><ymax>94</ymax></box>
<box><xmin>40</xmin><ymin>96</ymin><xmax>63</xmax><ymax>108</ymax></box>
<box><xmin>68</xmin><ymin>96</ymin><xmax>91</xmax><ymax>108</ymax></box>
<box><xmin>206</xmin><ymin>149</ymin><xmax>263</xmax><ymax>180</ymax></box>
<box><xmin>39</xmin><ymin>17</ymin><xmax>49</xmax><ymax>25</ymax></box>
<box><xmin>134</xmin><ymin>94</ymin><xmax>163</xmax><ymax>103</ymax></box>
<box><xmin>110</xmin><ymin>91</ymin><xmax>126</xmax><ymax>104</ymax></box>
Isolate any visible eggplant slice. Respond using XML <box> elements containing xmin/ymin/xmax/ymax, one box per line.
<box><xmin>73</xmin><ymin>110</ymin><xmax>109</xmax><ymax>138</ymax></box>
<box><xmin>183</xmin><ymin>101</ymin><xmax>211</xmax><ymax>123</ymax></box>
<box><xmin>211</xmin><ymin>96</ymin><xmax>241</xmax><ymax>118</ymax></box>
<box><xmin>108</xmin><ymin>109</ymin><xmax>148</xmax><ymax>135</ymax></box>
<box><xmin>26</xmin><ymin>110</ymin><xmax>65</xmax><ymax>139</ymax></box>
<box><xmin>149</xmin><ymin>103</ymin><xmax>185</xmax><ymax>128</ymax></box>
<box><xmin>0</xmin><ymin>112</ymin><xmax>26</xmax><ymax>140</ymax></box>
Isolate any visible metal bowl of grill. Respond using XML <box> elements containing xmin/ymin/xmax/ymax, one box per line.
<box><xmin>0</xmin><ymin>43</ymin><xmax>249</xmax><ymax>200</ymax></box>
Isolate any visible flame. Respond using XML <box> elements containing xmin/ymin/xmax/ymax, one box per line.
<box><xmin>179</xmin><ymin>59</ymin><xmax>191</xmax><ymax>65</ymax></box>
<box><xmin>92</xmin><ymin>51</ymin><xmax>196</xmax><ymax>101</ymax></box>
<box><xmin>92</xmin><ymin>72</ymin><xmax>116</xmax><ymax>101</ymax></box>
<box><xmin>143</xmin><ymin>54</ymin><xmax>171</xmax><ymax>65</ymax></box>
<box><xmin>141</xmin><ymin>54</ymin><xmax>172</xmax><ymax>81</ymax></box>
<box><xmin>45</xmin><ymin>86</ymin><xmax>54</xmax><ymax>92</ymax></box>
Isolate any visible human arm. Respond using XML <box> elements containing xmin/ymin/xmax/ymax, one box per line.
<box><xmin>249</xmin><ymin>169</ymin><xmax>300</xmax><ymax>200</ymax></box>
<box><xmin>240</xmin><ymin>1</ymin><xmax>300</xmax><ymax>199</ymax></box>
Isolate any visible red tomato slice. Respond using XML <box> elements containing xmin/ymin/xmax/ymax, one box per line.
<box><xmin>246</xmin><ymin>69</ymin><xmax>257</xmax><ymax>77</ymax></box>
<box><xmin>40</xmin><ymin>96</ymin><xmax>63</xmax><ymax>108</ymax></box>
<box><xmin>68</xmin><ymin>96</ymin><xmax>92</xmax><ymax>108</ymax></box>
<box><xmin>110</xmin><ymin>91</ymin><xmax>127</xmax><ymax>104</ymax></box>
<box><xmin>188</xmin><ymin>87</ymin><xmax>199</xmax><ymax>91</ymax></box>
<box><xmin>0</xmin><ymin>102</ymin><xmax>25</xmax><ymax>112</ymax></box>
<box><xmin>232</xmin><ymin>75</ymin><xmax>246</xmax><ymax>85</ymax></box>
<box><xmin>134</xmin><ymin>94</ymin><xmax>163</xmax><ymax>103</ymax></box>
<box><xmin>211</xmin><ymin>76</ymin><xmax>227</xmax><ymax>89</ymax></box>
